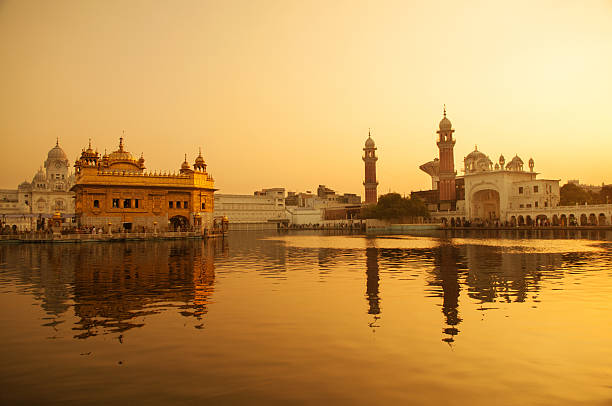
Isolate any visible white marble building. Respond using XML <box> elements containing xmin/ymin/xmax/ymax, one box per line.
<box><xmin>417</xmin><ymin>111</ymin><xmax>612</xmax><ymax>226</ymax></box>
<box><xmin>0</xmin><ymin>140</ymin><xmax>75</xmax><ymax>230</ymax></box>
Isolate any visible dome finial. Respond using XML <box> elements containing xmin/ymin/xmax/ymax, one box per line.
<box><xmin>443</xmin><ymin>104</ymin><xmax>446</xmax><ymax>118</ymax></box>
<box><xmin>198</xmin><ymin>147</ymin><xmax>202</xmax><ymax>156</ymax></box>
<box><xmin>119</xmin><ymin>136</ymin><xmax>124</xmax><ymax>152</ymax></box>
<box><xmin>475</xmin><ymin>145</ymin><xmax>478</xmax><ymax>151</ymax></box>
<box><xmin>56</xmin><ymin>137</ymin><xmax>59</xmax><ymax>147</ymax></box>
<box><xmin>184</xmin><ymin>153</ymin><xmax>188</xmax><ymax>162</ymax></box>
<box><xmin>368</xmin><ymin>128</ymin><xmax>371</xmax><ymax>138</ymax></box>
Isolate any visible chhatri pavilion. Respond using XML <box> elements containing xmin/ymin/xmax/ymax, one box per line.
<box><xmin>72</xmin><ymin>138</ymin><xmax>216</xmax><ymax>232</ymax></box>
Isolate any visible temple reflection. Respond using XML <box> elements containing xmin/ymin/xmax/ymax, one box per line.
<box><xmin>365</xmin><ymin>247</ymin><xmax>381</xmax><ymax>330</ymax></box>
<box><xmin>0</xmin><ymin>239</ymin><xmax>226</xmax><ymax>339</ymax></box>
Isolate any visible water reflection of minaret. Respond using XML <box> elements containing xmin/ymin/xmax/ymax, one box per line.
<box><xmin>365</xmin><ymin>247</ymin><xmax>381</xmax><ymax>330</ymax></box>
<box><xmin>433</xmin><ymin>243</ymin><xmax>462</xmax><ymax>344</ymax></box>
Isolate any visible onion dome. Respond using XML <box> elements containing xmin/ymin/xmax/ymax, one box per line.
<box><xmin>364</xmin><ymin>129</ymin><xmax>376</xmax><ymax>148</ymax></box>
<box><xmin>194</xmin><ymin>148</ymin><xmax>206</xmax><ymax>171</ymax></box>
<box><xmin>439</xmin><ymin>106</ymin><xmax>452</xmax><ymax>131</ymax></box>
<box><xmin>108</xmin><ymin>137</ymin><xmax>134</xmax><ymax>161</ymax></box>
<box><xmin>506</xmin><ymin>155</ymin><xmax>524</xmax><ymax>171</ymax></box>
<box><xmin>47</xmin><ymin>138</ymin><xmax>68</xmax><ymax>160</ymax></box>
<box><xmin>180</xmin><ymin>154</ymin><xmax>192</xmax><ymax>174</ymax></box>
<box><xmin>32</xmin><ymin>167</ymin><xmax>46</xmax><ymax>183</ymax></box>
<box><xmin>465</xmin><ymin>146</ymin><xmax>487</xmax><ymax>161</ymax></box>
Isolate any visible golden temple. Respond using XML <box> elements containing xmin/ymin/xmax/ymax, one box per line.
<box><xmin>72</xmin><ymin>138</ymin><xmax>216</xmax><ymax>232</ymax></box>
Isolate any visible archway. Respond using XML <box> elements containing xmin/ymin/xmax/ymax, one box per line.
<box><xmin>560</xmin><ymin>214</ymin><xmax>567</xmax><ymax>227</ymax></box>
<box><xmin>552</xmin><ymin>215</ymin><xmax>559</xmax><ymax>226</ymax></box>
<box><xmin>526</xmin><ymin>215</ymin><xmax>533</xmax><ymax>226</ymax></box>
<box><xmin>589</xmin><ymin>213</ymin><xmax>597</xmax><ymax>225</ymax></box>
<box><xmin>518</xmin><ymin>215</ymin><xmax>525</xmax><ymax>226</ymax></box>
<box><xmin>580</xmin><ymin>214</ymin><xmax>588</xmax><ymax>226</ymax></box>
<box><xmin>450</xmin><ymin>218</ymin><xmax>456</xmax><ymax>227</ymax></box>
<box><xmin>169</xmin><ymin>215</ymin><xmax>189</xmax><ymax>231</ymax></box>
<box><xmin>510</xmin><ymin>216</ymin><xmax>517</xmax><ymax>226</ymax></box>
<box><xmin>471</xmin><ymin>189</ymin><xmax>501</xmax><ymax>221</ymax></box>
<box><xmin>599</xmin><ymin>213</ymin><xmax>607</xmax><ymax>226</ymax></box>
<box><xmin>536</xmin><ymin>214</ymin><xmax>547</xmax><ymax>226</ymax></box>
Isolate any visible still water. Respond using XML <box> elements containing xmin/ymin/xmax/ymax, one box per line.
<box><xmin>1</xmin><ymin>230</ymin><xmax>611</xmax><ymax>405</ymax></box>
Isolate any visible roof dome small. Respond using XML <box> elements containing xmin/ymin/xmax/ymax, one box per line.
<box><xmin>48</xmin><ymin>139</ymin><xmax>68</xmax><ymax>160</ymax></box>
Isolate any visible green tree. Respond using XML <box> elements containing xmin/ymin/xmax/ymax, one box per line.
<box><xmin>560</xmin><ymin>183</ymin><xmax>596</xmax><ymax>205</ymax></box>
<box><xmin>360</xmin><ymin>193</ymin><xmax>429</xmax><ymax>221</ymax></box>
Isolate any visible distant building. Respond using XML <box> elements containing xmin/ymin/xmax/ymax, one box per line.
<box><xmin>363</xmin><ymin>130</ymin><xmax>378</xmax><ymax>204</ymax></box>
<box><xmin>72</xmin><ymin>138</ymin><xmax>215</xmax><ymax>232</ymax></box>
<box><xmin>0</xmin><ymin>140</ymin><xmax>75</xmax><ymax>231</ymax></box>
<box><xmin>214</xmin><ymin>188</ymin><xmax>288</xmax><ymax>230</ymax></box>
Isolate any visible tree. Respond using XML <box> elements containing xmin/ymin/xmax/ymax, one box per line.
<box><xmin>360</xmin><ymin>193</ymin><xmax>429</xmax><ymax>221</ymax></box>
<box><xmin>559</xmin><ymin>182</ymin><xmax>596</xmax><ymax>205</ymax></box>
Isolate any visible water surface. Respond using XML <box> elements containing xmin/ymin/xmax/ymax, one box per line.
<box><xmin>1</xmin><ymin>230</ymin><xmax>611</xmax><ymax>405</ymax></box>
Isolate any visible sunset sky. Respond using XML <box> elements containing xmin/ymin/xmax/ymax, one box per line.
<box><xmin>1</xmin><ymin>0</ymin><xmax>611</xmax><ymax>196</ymax></box>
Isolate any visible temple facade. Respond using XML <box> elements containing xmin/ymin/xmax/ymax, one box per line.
<box><xmin>72</xmin><ymin>138</ymin><xmax>216</xmax><ymax>232</ymax></box>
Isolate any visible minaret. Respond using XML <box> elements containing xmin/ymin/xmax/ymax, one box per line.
<box><xmin>437</xmin><ymin>106</ymin><xmax>456</xmax><ymax>202</ymax></box>
<box><xmin>363</xmin><ymin>130</ymin><xmax>378</xmax><ymax>204</ymax></box>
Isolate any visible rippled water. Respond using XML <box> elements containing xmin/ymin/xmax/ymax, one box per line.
<box><xmin>1</xmin><ymin>230</ymin><xmax>611</xmax><ymax>405</ymax></box>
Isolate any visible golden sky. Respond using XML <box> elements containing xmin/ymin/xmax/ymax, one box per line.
<box><xmin>1</xmin><ymin>0</ymin><xmax>611</xmax><ymax>195</ymax></box>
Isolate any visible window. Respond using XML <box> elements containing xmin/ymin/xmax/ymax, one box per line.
<box><xmin>169</xmin><ymin>201</ymin><xmax>173</xmax><ymax>209</ymax></box>
<box><xmin>535</xmin><ymin>201</ymin><xmax>539</xmax><ymax>208</ymax></box>
<box><xmin>519</xmin><ymin>187</ymin><xmax>523</xmax><ymax>194</ymax></box>
<box><xmin>134</xmin><ymin>199</ymin><xmax>139</xmax><ymax>208</ymax></box>
<box><xmin>533</xmin><ymin>186</ymin><xmax>539</xmax><ymax>193</ymax></box>
<box><xmin>519</xmin><ymin>204</ymin><xmax>524</xmax><ymax>208</ymax></box>
<box><xmin>201</xmin><ymin>202</ymin><xmax>205</xmax><ymax>210</ymax></box>
<box><xmin>176</xmin><ymin>201</ymin><xmax>181</xmax><ymax>209</ymax></box>
<box><xmin>184</xmin><ymin>201</ymin><xmax>188</xmax><ymax>209</ymax></box>
<box><xmin>123</xmin><ymin>199</ymin><xmax>131</xmax><ymax>208</ymax></box>
<box><xmin>112</xmin><ymin>199</ymin><xmax>120</xmax><ymax>208</ymax></box>
<box><xmin>526</xmin><ymin>203</ymin><xmax>532</xmax><ymax>208</ymax></box>
<box><xmin>545</xmin><ymin>201</ymin><xmax>548</xmax><ymax>207</ymax></box>
<box><xmin>93</xmin><ymin>200</ymin><xmax>100</xmax><ymax>208</ymax></box>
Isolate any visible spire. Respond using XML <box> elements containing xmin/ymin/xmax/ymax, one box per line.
<box><xmin>198</xmin><ymin>147</ymin><xmax>202</xmax><ymax>157</ymax></box>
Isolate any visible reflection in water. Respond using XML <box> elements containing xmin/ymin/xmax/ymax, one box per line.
<box><xmin>365</xmin><ymin>247</ymin><xmax>381</xmax><ymax>330</ymax></box>
<box><xmin>432</xmin><ymin>243</ymin><xmax>464</xmax><ymax>344</ymax></box>
<box><xmin>0</xmin><ymin>239</ymin><xmax>227</xmax><ymax>339</ymax></box>
<box><xmin>1</xmin><ymin>232</ymin><xmax>611</xmax><ymax>405</ymax></box>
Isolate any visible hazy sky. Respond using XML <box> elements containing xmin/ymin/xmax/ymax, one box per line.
<box><xmin>1</xmin><ymin>0</ymin><xmax>611</xmax><ymax>195</ymax></box>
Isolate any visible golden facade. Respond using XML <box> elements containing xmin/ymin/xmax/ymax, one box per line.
<box><xmin>72</xmin><ymin>138</ymin><xmax>216</xmax><ymax>232</ymax></box>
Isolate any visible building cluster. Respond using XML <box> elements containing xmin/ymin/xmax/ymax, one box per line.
<box><xmin>3</xmin><ymin>108</ymin><xmax>611</xmax><ymax>232</ymax></box>
<box><xmin>213</xmin><ymin>185</ymin><xmax>362</xmax><ymax>231</ymax></box>
<box><xmin>1</xmin><ymin>138</ymin><xmax>216</xmax><ymax>233</ymax></box>
<box><xmin>412</xmin><ymin>108</ymin><xmax>612</xmax><ymax>226</ymax></box>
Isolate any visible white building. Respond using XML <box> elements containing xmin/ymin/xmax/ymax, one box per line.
<box><xmin>214</xmin><ymin>189</ymin><xmax>288</xmax><ymax>230</ymax></box>
<box><xmin>0</xmin><ymin>140</ymin><xmax>75</xmax><ymax>231</ymax></box>
<box><xmin>416</xmin><ymin>111</ymin><xmax>612</xmax><ymax>226</ymax></box>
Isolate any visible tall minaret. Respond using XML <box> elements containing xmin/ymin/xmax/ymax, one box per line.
<box><xmin>363</xmin><ymin>130</ymin><xmax>378</xmax><ymax>204</ymax></box>
<box><xmin>437</xmin><ymin>106</ymin><xmax>456</xmax><ymax>202</ymax></box>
